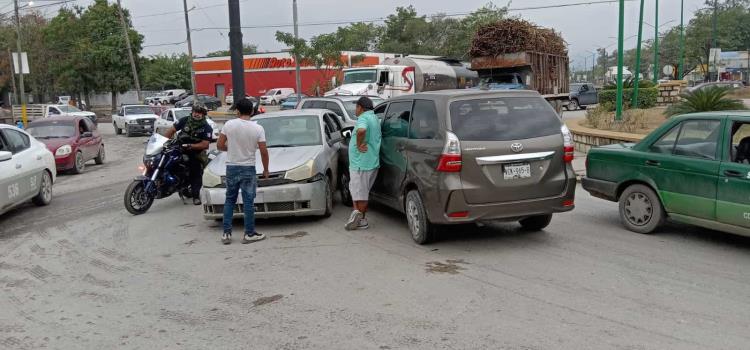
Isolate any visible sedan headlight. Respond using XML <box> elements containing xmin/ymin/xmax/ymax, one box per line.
<box><xmin>284</xmin><ymin>159</ymin><xmax>316</xmax><ymax>182</ymax></box>
<box><xmin>55</xmin><ymin>144</ymin><xmax>72</xmax><ymax>156</ymax></box>
<box><xmin>203</xmin><ymin>169</ymin><xmax>223</xmax><ymax>188</ymax></box>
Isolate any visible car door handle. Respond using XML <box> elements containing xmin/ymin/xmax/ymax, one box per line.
<box><xmin>645</xmin><ymin>160</ymin><xmax>660</xmax><ymax>166</ymax></box>
<box><xmin>36</xmin><ymin>155</ymin><xmax>42</xmax><ymax>160</ymax></box>
<box><xmin>724</xmin><ymin>170</ymin><xmax>743</xmax><ymax>178</ymax></box>
<box><xmin>15</xmin><ymin>163</ymin><xmax>21</xmax><ymax>169</ymax></box>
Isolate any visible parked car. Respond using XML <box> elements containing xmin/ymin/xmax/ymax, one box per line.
<box><xmin>259</xmin><ymin>88</ymin><xmax>295</xmax><ymax>105</ymax></box>
<box><xmin>200</xmin><ymin>109</ymin><xmax>345</xmax><ymax>219</ymax></box>
<box><xmin>567</xmin><ymin>83</ymin><xmax>598</xmax><ymax>110</ymax></box>
<box><xmin>112</xmin><ymin>105</ymin><xmax>158</xmax><ymax>137</ymax></box>
<box><xmin>225</xmin><ymin>93</ymin><xmax>257</xmax><ymax>107</ymax></box>
<box><xmin>342</xmin><ymin>90</ymin><xmax>576</xmax><ymax>244</ymax></box>
<box><xmin>154</xmin><ymin>107</ymin><xmax>221</xmax><ymax>140</ymax></box>
<box><xmin>47</xmin><ymin>104</ymin><xmax>98</xmax><ymax>124</ymax></box>
<box><xmin>26</xmin><ymin>116</ymin><xmax>105</xmax><ymax>174</ymax></box>
<box><xmin>583</xmin><ymin>112</ymin><xmax>750</xmax><ymax>237</ymax></box>
<box><xmin>175</xmin><ymin>94</ymin><xmax>222</xmax><ymax>110</ymax></box>
<box><xmin>0</xmin><ymin>124</ymin><xmax>56</xmax><ymax>215</ymax></box>
<box><xmin>298</xmin><ymin>96</ymin><xmax>385</xmax><ymax>126</ymax></box>
<box><xmin>689</xmin><ymin>81</ymin><xmax>744</xmax><ymax>93</ymax></box>
<box><xmin>280</xmin><ymin>94</ymin><xmax>307</xmax><ymax>110</ymax></box>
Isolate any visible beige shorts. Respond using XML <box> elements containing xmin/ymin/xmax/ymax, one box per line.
<box><xmin>349</xmin><ymin>169</ymin><xmax>378</xmax><ymax>201</ymax></box>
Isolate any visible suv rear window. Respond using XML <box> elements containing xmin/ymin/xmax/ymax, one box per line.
<box><xmin>449</xmin><ymin>97</ymin><xmax>560</xmax><ymax>141</ymax></box>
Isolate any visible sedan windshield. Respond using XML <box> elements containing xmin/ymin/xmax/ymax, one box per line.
<box><xmin>57</xmin><ymin>105</ymin><xmax>82</xmax><ymax>113</ymax></box>
<box><xmin>256</xmin><ymin>115</ymin><xmax>321</xmax><ymax>147</ymax></box>
<box><xmin>343</xmin><ymin>69</ymin><xmax>377</xmax><ymax>84</ymax></box>
<box><xmin>125</xmin><ymin>106</ymin><xmax>155</xmax><ymax>115</ymax></box>
<box><xmin>27</xmin><ymin>124</ymin><xmax>76</xmax><ymax>138</ymax></box>
<box><xmin>174</xmin><ymin>109</ymin><xmax>192</xmax><ymax>119</ymax></box>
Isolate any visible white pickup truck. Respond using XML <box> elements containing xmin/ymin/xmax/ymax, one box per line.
<box><xmin>112</xmin><ymin>105</ymin><xmax>159</xmax><ymax>137</ymax></box>
<box><xmin>12</xmin><ymin>104</ymin><xmax>97</xmax><ymax>123</ymax></box>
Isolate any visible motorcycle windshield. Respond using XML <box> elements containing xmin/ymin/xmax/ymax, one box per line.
<box><xmin>145</xmin><ymin>133</ymin><xmax>169</xmax><ymax>156</ymax></box>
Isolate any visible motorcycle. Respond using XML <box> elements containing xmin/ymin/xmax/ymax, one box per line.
<box><xmin>124</xmin><ymin>133</ymin><xmax>193</xmax><ymax>215</ymax></box>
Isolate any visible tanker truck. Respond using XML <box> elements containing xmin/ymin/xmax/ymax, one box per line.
<box><xmin>325</xmin><ymin>55</ymin><xmax>478</xmax><ymax>99</ymax></box>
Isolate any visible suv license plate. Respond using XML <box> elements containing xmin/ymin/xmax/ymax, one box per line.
<box><xmin>503</xmin><ymin>163</ymin><xmax>531</xmax><ymax>180</ymax></box>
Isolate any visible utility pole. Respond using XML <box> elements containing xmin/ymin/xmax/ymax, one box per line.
<box><xmin>116</xmin><ymin>0</ymin><xmax>142</xmax><ymax>102</ymax></box>
<box><xmin>13</xmin><ymin>0</ymin><xmax>27</xmax><ymax>127</ymax></box>
<box><xmin>711</xmin><ymin>0</ymin><xmax>718</xmax><ymax>81</ymax></box>
<box><xmin>8</xmin><ymin>49</ymin><xmax>18</xmax><ymax>106</ymax></box>
<box><xmin>632</xmin><ymin>0</ymin><xmax>645</xmax><ymax>108</ymax></box>
<box><xmin>652</xmin><ymin>0</ymin><xmax>659</xmax><ymax>84</ymax></box>
<box><xmin>292</xmin><ymin>0</ymin><xmax>302</xmax><ymax>100</ymax></box>
<box><xmin>182</xmin><ymin>0</ymin><xmax>196</xmax><ymax>96</ymax></box>
<box><xmin>678</xmin><ymin>0</ymin><xmax>685</xmax><ymax>80</ymax></box>
<box><xmin>228</xmin><ymin>0</ymin><xmax>245</xmax><ymax>103</ymax></box>
<box><xmin>615</xmin><ymin>0</ymin><xmax>624</xmax><ymax>121</ymax></box>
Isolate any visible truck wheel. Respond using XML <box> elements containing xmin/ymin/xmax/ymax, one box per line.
<box><xmin>567</xmin><ymin>99</ymin><xmax>579</xmax><ymax>111</ymax></box>
<box><xmin>618</xmin><ymin>184</ymin><xmax>665</xmax><ymax>234</ymax></box>
<box><xmin>114</xmin><ymin>122</ymin><xmax>122</xmax><ymax>135</ymax></box>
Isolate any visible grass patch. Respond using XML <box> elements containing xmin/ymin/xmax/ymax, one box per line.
<box><xmin>584</xmin><ymin>105</ymin><xmax>667</xmax><ymax>134</ymax></box>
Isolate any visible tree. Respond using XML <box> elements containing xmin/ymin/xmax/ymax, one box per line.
<box><xmin>206</xmin><ymin>43</ymin><xmax>257</xmax><ymax>57</ymax></box>
<box><xmin>275</xmin><ymin>31</ymin><xmax>345</xmax><ymax>95</ymax></box>
<box><xmin>44</xmin><ymin>6</ymin><xmax>94</xmax><ymax>104</ymax></box>
<box><xmin>665</xmin><ymin>86</ymin><xmax>746</xmax><ymax>116</ymax></box>
<box><xmin>330</xmin><ymin>23</ymin><xmax>381</xmax><ymax>52</ymax></box>
<box><xmin>141</xmin><ymin>54</ymin><xmax>191</xmax><ymax>90</ymax></box>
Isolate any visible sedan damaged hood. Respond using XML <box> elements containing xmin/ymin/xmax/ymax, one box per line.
<box><xmin>206</xmin><ymin>145</ymin><xmax>323</xmax><ymax>176</ymax></box>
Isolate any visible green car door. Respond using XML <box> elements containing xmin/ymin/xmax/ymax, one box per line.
<box><xmin>717</xmin><ymin>119</ymin><xmax>750</xmax><ymax>229</ymax></box>
<box><xmin>642</xmin><ymin>119</ymin><xmax>723</xmax><ymax>220</ymax></box>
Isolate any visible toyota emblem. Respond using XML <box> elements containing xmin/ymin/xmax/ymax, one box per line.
<box><xmin>510</xmin><ymin>143</ymin><xmax>524</xmax><ymax>153</ymax></box>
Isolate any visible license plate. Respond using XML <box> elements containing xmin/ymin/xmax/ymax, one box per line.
<box><xmin>503</xmin><ymin>163</ymin><xmax>531</xmax><ymax>180</ymax></box>
<box><xmin>144</xmin><ymin>125</ymin><xmax>151</xmax><ymax>130</ymax></box>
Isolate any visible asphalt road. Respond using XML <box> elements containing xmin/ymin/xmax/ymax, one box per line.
<box><xmin>1</xmin><ymin>124</ymin><xmax>749</xmax><ymax>350</ymax></box>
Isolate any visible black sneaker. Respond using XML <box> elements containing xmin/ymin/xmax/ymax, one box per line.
<box><xmin>193</xmin><ymin>198</ymin><xmax>202</xmax><ymax>206</ymax></box>
<box><xmin>221</xmin><ymin>233</ymin><xmax>231</xmax><ymax>245</ymax></box>
<box><xmin>242</xmin><ymin>232</ymin><xmax>266</xmax><ymax>244</ymax></box>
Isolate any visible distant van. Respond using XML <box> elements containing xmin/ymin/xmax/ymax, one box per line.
<box><xmin>259</xmin><ymin>88</ymin><xmax>295</xmax><ymax>105</ymax></box>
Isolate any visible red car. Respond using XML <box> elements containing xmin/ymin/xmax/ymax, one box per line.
<box><xmin>26</xmin><ymin>116</ymin><xmax>105</xmax><ymax>174</ymax></box>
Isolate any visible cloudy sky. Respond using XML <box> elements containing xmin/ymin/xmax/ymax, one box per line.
<box><xmin>32</xmin><ymin>0</ymin><xmax>709</xmax><ymax>69</ymax></box>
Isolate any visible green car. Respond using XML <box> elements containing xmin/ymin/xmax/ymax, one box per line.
<box><xmin>582</xmin><ymin>112</ymin><xmax>750</xmax><ymax>236</ymax></box>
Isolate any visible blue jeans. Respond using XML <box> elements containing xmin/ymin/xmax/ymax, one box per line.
<box><xmin>223</xmin><ymin>165</ymin><xmax>257</xmax><ymax>235</ymax></box>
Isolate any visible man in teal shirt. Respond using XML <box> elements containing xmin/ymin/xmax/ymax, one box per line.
<box><xmin>345</xmin><ymin>96</ymin><xmax>381</xmax><ymax>230</ymax></box>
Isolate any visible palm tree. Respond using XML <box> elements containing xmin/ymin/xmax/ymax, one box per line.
<box><xmin>665</xmin><ymin>86</ymin><xmax>747</xmax><ymax>117</ymax></box>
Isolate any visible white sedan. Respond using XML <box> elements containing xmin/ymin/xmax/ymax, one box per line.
<box><xmin>0</xmin><ymin>124</ymin><xmax>56</xmax><ymax>216</ymax></box>
<box><xmin>154</xmin><ymin>107</ymin><xmax>220</xmax><ymax>140</ymax></box>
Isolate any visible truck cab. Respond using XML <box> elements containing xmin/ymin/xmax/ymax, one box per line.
<box><xmin>326</xmin><ymin>65</ymin><xmax>414</xmax><ymax>100</ymax></box>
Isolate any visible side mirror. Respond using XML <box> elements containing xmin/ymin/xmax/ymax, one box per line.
<box><xmin>341</xmin><ymin>126</ymin><xmax>354</xmax><ymax>139</ymax></box>
<box><xmin>0</xmin><ymin>151</ymin><xmax>11</xmax><ymax>162</ymax></box>
<box><xmin>81</xmin><ymin>131</ymin><xmax>93</xmax><ymax>138</ymax></box>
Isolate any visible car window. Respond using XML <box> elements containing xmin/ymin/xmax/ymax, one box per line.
<box><xmin>326</xmin><ymin>113</ymin><xmax>342</xmax><ymax>132</ymax></box>
<box><xmin>732</xmin><ymin>122</ymin><xmax>750</xmax><ymax>163</ymax></box>
<box><xmin>48</xmin><ymin>107</ymin><xmax>60</xmax><ymax>115</ymax></box>
<box><xmin>0</xmin><ymin>134</ymin><xmax>8</xmax><ymax>153</ymax></box>
<box><xmin>410</xmin><ymin>100</ymin><xmax>438</xmax><ymax>140</ymax></box>
<box><xmin>649</xmin><ymin>124</ymin><xmax>681</xmax><ymax>154</ymax></box>
<box><xmin>325</xmin><ymin>102</ymin><xmax>345</xmax><ymax>118</ymax></box>
<box><xmin>374</xmin><ymin>104</ymin><xmax>387</xmax><ymax>119</ymax></box>
<box><xmin>78</xmin><ymin>120</ymin><xmax>91</xmax><ymax>134</ymax></box>
<box><xmin>83</xmin><ymin>118</ymin><xmax>96</xmax><ymax>131</ymax></box>
<box><xmin>2</xmin><ymin>129</ymin><xmax>30</xmax><ymax>154</ymax></box>
<box><xmin>383</xmin><ymin>101</ymin><xmax>412</xmax><ymax>138</ymax></box>
<box><xmin>672</xmin><ymin>120</ymin><xmax>721</xmax><ymax>160</ymax></box>
<box><xmin>449</xmin><ymin>97</ymin><xmax>560</xmax><ymax>141</ymax></box>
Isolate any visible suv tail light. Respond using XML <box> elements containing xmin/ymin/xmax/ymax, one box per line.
<box><xmin>437</xmin><ymin>131</ymin><xmax>462</xmax><ymax>172</ymax></box>
<box><xmin>561</xmin><ymin>125</ymin><xmax>574</xmax><ymax>163</ymax></box>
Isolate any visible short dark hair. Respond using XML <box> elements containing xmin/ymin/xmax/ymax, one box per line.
<box><xmin>235</xmin><ymin>98</ymin><xmax>254</xmax><ymax>115</ymax></box>
<box><xmin>356</xmin><ymin>96</ymin><xmax>374</xmax><ymax>111</ymax></box>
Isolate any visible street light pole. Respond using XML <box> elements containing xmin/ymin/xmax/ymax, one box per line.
<box><xmin>13</xmin><ymin>0</ymin><xmax>27</xmax><ymax>126</ymax></box>
<box><xmin>711</xmin><ymin>0</ymin><xmax>718</xmax><ymax>81</ymax></box>
<box><xmin>292</xmin><ymin>0</ymin><xmax>302</xmax><ymax>100</ymax></box>
<box><xmin>652</xmin><ymin>0</ymin><xmax>659</xmax><ymax>84</ymax></box>
<box><xmin>116</xmin><ymin>0</ymin><xmax>142</xmax><ymax>102</ymax></box>
<box><xmin>632</xmin><ymin>0</ymin><xmax>645</xmax><ymax>108</ymax></box>
<box><xmin>615</xmin><ymin>0</ymin><xmax>625</xmax><ymax>121</ymax></box>
<box><xmin>678</xmin><ymin>0</ymin><xmax>685</xmax><ymax>80</ymax></box>
<box><xmin>182</xmin><ymin>0</ymin><xmax>196</xmax><ymax>96</ymax></box>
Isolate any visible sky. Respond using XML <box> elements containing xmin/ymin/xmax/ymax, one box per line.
<box><xmin>25</xmin><ymin>0</ymin><xmax>709</xmax><ymax>69</ymax></box>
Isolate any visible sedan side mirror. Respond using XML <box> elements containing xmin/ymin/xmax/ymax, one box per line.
<box><xmin>0</xmin><ymin>151</ymin><xmax>11</xmax><ymax>162</ymax></box>
<box><xmin>341</xmin><ymin>126</ymin><xmax>354</xmax><ymax>139</ymax></box>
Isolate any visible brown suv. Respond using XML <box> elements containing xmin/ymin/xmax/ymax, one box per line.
<box><xmin>369</xmin><ymin>90</ymin><xmax>576</xmax><ymax>244</ymax></box>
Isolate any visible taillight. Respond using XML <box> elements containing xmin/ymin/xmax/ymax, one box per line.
<box><xmin>437</xmin><ymin>131</ymin><xmax>462</xmax><ymax>172</ymax></box>
<box><xmin>561</xmin><ymin>125</ymin><xmax>574</xmax><ymax>163</ymax></box>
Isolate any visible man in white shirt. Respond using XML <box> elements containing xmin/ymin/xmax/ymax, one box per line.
<box><xmin>217</xmin><ymin>98</ymin><xmax>270</xmax><ymax>245</ymax></box>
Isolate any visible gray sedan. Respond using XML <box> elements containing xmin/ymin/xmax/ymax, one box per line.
<box><xmin>200</xmin><ymin>110</ymin><xmax>346</xmax><ymax>219</ymax></box>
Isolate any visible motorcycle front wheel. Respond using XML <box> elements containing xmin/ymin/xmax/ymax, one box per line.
<box><xmin>124</xmin><ymin>180</ymin><xmax>155</xmax><ymax>215</ymax></box>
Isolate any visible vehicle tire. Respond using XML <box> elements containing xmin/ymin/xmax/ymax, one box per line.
<box><xmin>31</xmin><ymin>170</ymin><xmax>53</xmax><ymax>206</ymax></box>
<box><xmin>519</xmin><ymin>214</ymin><xmax>553</xmax><ymax>231</ymax></box>
<box><xmin>618</xmin><ymin>184</ymin><xmax>665</xmax><ymax>234</ymax></box>
<box><xmin>566</xmin><ymin>99</ymin><xmax>579</xmax><ymax>111</ymax></box>
<box><xmin>322</xmin><ymin>174</ymin><xmax>333</xmax><ymax>217</ymax></box>
<box><xmin>339</xmin><ymin>170</ymin><xmax>353</xmax><ymax>207</ymax></box>
<box><xmin>405</xmin><ymin>190</ymin><xmax>437</xmax><ymax>245</ymax></box>
<box><xmin>71</xmin><ymin>151</ymin><xmax>85</xmax><ymax>174</ymax></box>
<box><xmin>114</xmin><ymin>122</ymin><xmax>122</xmax><ymax>135</ymax></box>
<box><xmin>124</xmin><ymin>180</ymin><xmax>155</xmax><ymax>215</ymax></box>
<box><xmin>94</xmin><ymin>145</ymin><xmax>106</xmax><ymax>165</ymax></box>
<box><xmin>125</xmin><ymin>126</ymin><xmax>133</xmax><ymax>137</ymax></box>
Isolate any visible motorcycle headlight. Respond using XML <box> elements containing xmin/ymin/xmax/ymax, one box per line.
<box><xmin>203</xmin><ymin>169</ymin><xmax>223</xmax><ymax>188</ymax></box>
<box><xmin>284</xmin><ymin>159</ymin><xmax>316</xmax><ymax>182</ymax></box>
<box><xmin>55</xmin><ymin>144</ymin><xmax>72</xmax><ymax>156</ymax></box>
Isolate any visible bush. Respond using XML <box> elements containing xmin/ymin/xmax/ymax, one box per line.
<box><xmin>665</xmin><ymin>86</ymin><xmax>747</xmax><ymax>117</ymax></box>
<box><xmin>602</xmin><ymin>77</ymin><xmax>656</xmax><ymax>90</ymax></box>
<box><xmin>585</xmin><ymin>105</ymin><xmax>649</xmax><ymax>132</ymax></box>
<box><xmin>599</xmin><ymin>87</ymin><xmax>658</xmax><ymax>110</ymax></box>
